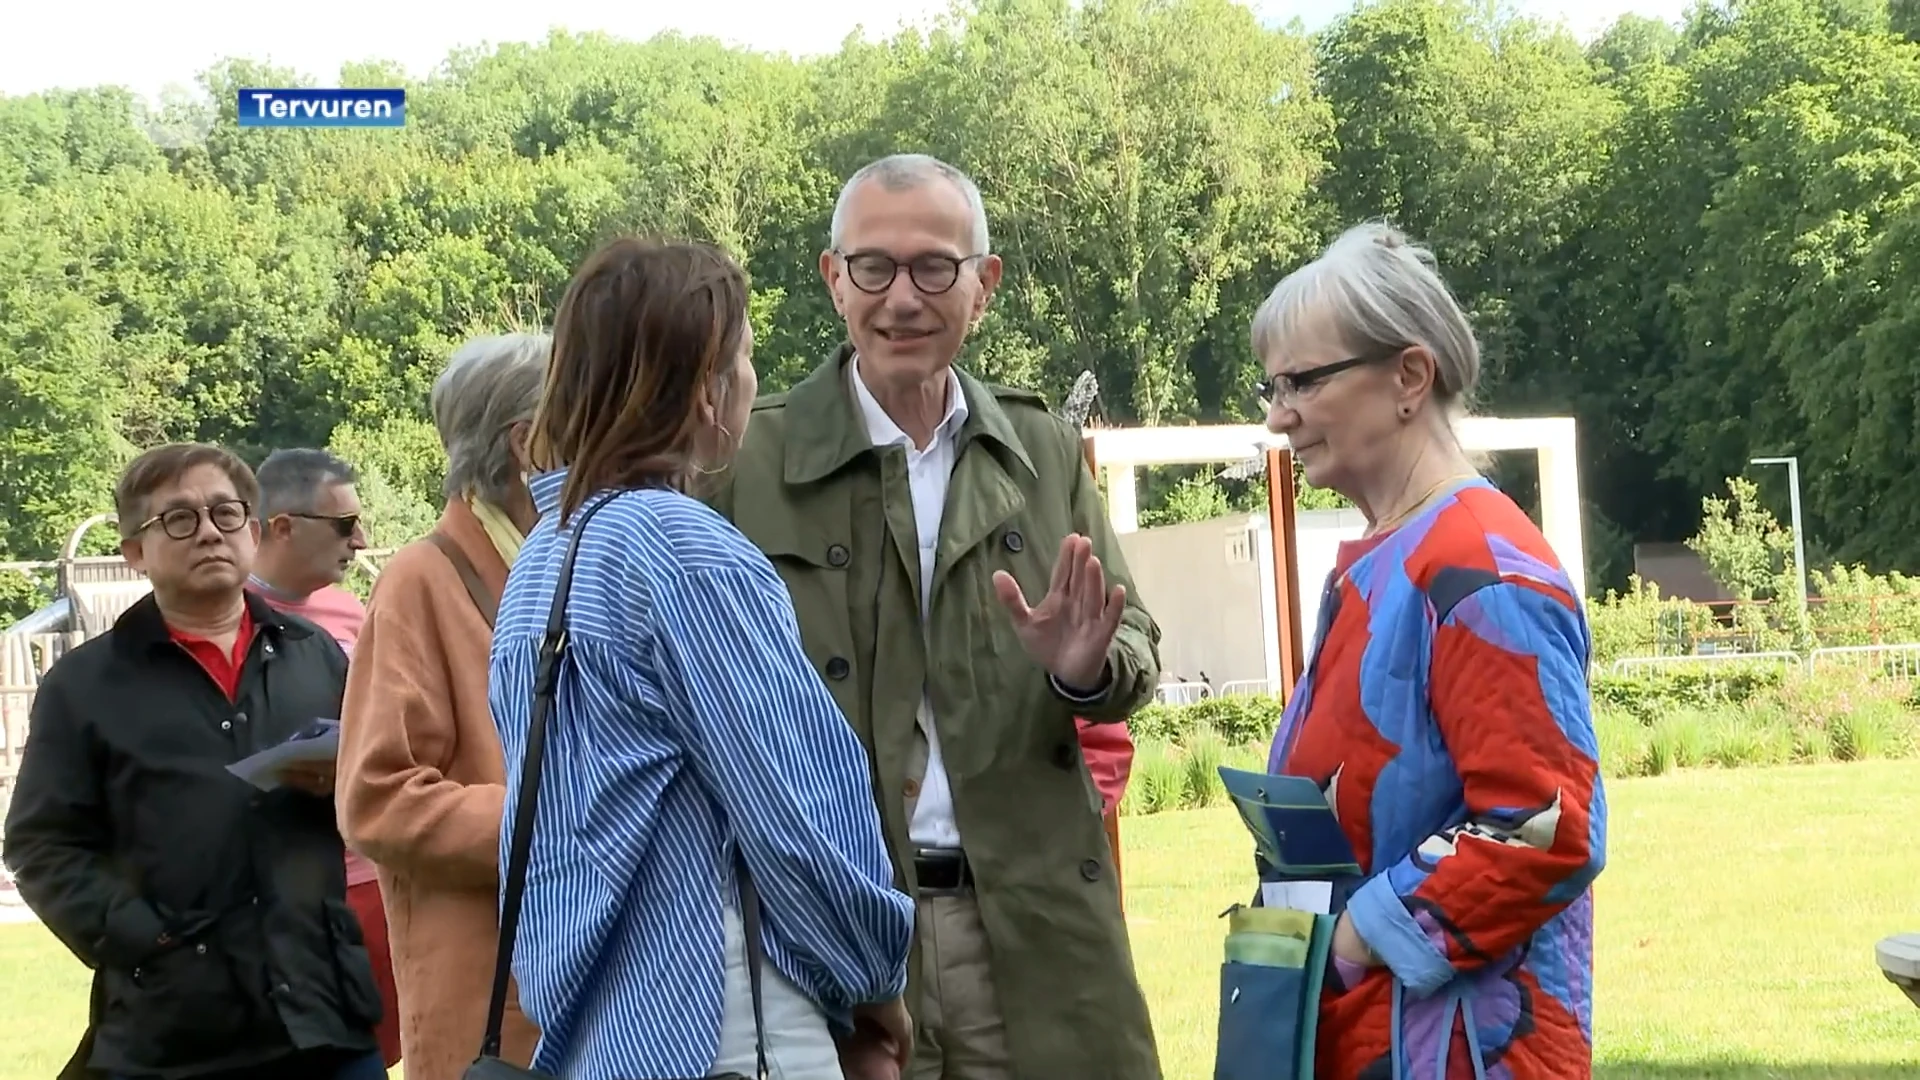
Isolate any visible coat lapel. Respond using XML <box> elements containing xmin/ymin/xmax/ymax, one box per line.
<box><xmin>931</xmin><ymin>369</ymin><xmax>1038</xmax><ymax>602</ymax></box>
<box><xmin>781</xmin><ymin>343</ymin><xmax>877</xmax><ymax>486</ymax></box>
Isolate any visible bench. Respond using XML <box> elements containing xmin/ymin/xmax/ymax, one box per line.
<box><xmin>1878</xmin><ymin>933</ymin><xmax>1920</xmax><ymax>1008</ymax></box>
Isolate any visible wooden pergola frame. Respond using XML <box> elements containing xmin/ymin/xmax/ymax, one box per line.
<box><xmin>1083</xmin><ymin>438</ymin><xmax>1310</xmax><ymax>912</ymax></box>
<box><xmin>1082</xmin><ymin>417</ymin><xmax>1586</xmax><ymax>910</ymax></box>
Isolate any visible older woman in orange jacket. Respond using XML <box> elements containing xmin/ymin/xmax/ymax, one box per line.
<box><xmin>335</xmin><ymin>333</ymin><xmax>550</xmax><ymax>1080</ymax></box>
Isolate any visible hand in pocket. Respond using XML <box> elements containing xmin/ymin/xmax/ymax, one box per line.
<box><xmin>839</xmin><ymin>998</ymin><xmax>912</xmax><ymax>1079</ymax></box>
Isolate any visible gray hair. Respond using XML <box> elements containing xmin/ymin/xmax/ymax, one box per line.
<box><xmin>1251</xmin><ymin>221</ymin><xmax>1481</xmax><ymax>422</ymax></box>
<box><xmin>257</xmin><ymin>448</ymin><xmax>358</xmax><ymax>518</ymax></box>
<box><xmin>829</xmin><ymin>153</ymin><xmax>992</xmax><ymax>255</ymax></box>
<box><xmin>431</xmin><ymin>332</ymin><xmax>551</xmax><ymax>505</ymax></box>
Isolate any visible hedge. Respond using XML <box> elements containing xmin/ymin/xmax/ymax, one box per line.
<box><xmin>1119</xmin><ymin>663</ymin><xmax>1920</xmax><ymax>817</ymax></box>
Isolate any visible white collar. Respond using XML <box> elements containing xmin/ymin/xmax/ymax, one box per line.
<box><xmin>846</xmin><ymin>354</ymin><xmax>969</xmax><ymax>451</ymax></box>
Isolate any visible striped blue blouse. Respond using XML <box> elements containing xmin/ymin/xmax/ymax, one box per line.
<box><xmin>488</xmin><ymin>470</ymin><xmax>914</xmax><ymax>1080</ymax></box>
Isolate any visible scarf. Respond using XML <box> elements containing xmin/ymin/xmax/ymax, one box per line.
<box><xmin>467</xmin><ymin>494</ymin><xmax>524</xmax><ymax>565</ymax></box>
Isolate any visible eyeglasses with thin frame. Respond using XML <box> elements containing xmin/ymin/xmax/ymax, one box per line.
<box><xmin>136</xmin><ymin>499</ymin><xmax>252</xmax><ymax>541</ymax></box>
<box><xmin>835</xmin><ymin>250</ymin><xmax>986</xmax><ymax>295</ymax></box>
<box><xmin>1255</xmin><ymin>348</ymin><xmax>1406</xmax><ymax>410</ymax></box>
<box><xmin>287</xmin><ymin>512</ymin><xmax>361</xmax><ymax>539</ymax></box>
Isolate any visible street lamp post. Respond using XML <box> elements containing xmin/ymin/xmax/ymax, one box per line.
<box><xmin>1750</xmin><ymin>456</ymin><xmax>1808</xmax><ymax>619</ymax></box>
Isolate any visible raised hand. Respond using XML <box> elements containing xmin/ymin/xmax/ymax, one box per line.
<box><xmin>991</xmin><ymin>534</ymin><xmax>1126</xmax><ymax>693</ymax></box>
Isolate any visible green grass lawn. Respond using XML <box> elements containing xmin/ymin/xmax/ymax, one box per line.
<box><xmin>3</xmin><ymin>760</ymin><xmax>1916</xmax><ymax>1079</ymax></box>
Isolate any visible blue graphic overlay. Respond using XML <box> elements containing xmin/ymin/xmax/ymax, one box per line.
<box><xmin>236</xmin><ymin>88</ymin><xmax>405</xmax><ymax>128</ymax></box>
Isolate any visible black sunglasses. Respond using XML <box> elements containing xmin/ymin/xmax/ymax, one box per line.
<box><xmin>138</xmin><ymin>499</ymin><xmax>252</xmax><ymax>541</ymax></box>
<box><xmin>288</xmin><ymin>512</ymin><xmax>361</xmax><ymax>538</ymax></box>
<box><xmin>835</xmin><ymin>250</ymin><xmax>986</xmax><ymax>296</ymax></box>
<box><xmin>1255</xmin><ymin>347</ymin><xmax>1407</xmax><ymax>409</ymax></box>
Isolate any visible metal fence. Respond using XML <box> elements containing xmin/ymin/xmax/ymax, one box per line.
<box><xmin>1609</xmin><ymin>650</ymin><xmax>1806</xmax><ymax>679</ymax></box>
<box><xmin>1218</xmin><ymin>679</ymin><xmax>1271</xmax><ymax>698</ymax></box>
<box><xmin>1153</xmin><ymin>680</ymin><xmax>1213</xmax><ymax>705</ymax></box>
<box><xmin>1608</xmin><ymin>643</ymin><xmax>1920</xmax><ymax>685</ymax></box>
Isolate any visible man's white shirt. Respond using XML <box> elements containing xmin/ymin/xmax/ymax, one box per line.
<box><xmin>847</xmin><ymin>356</ymin><xmax>970</xmax><ymax>848</ymax></box>
<box><xmin>846</xmin><ymin>357</ymin><xmax>1110</xmax><ymax>849</ymax></box>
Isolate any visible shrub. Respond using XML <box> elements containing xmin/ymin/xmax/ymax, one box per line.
<box><xmin>1130</xmin><ymin>693</ymin><xmax>1283</xmax><ymax>747</ymax></box>
<box><xmin>1589</xmin><ymin>661</ymin><xmax>1789</xmax><ymax>722</ymax></box>
<box><xmin>1119</xmin><ymin>666</ymin><xmax>1920</xmax><ymax>814</ymax></box>
<box><xmin>1809</xmin><ymin>564</ymin><xmax>1920</xmax><ymax>645</ymax></box>
<box><xmin>1587</xmin><ymin>576</ymin><xmax>1722</xmax><ymax>666</ymax></box>
<box><xmin>1121</xmin><ymin>740</ymin><xmax>1190</xmax><ymax>817</ymax></box>
<box><xmin>1182</xmin><ymin>728</ymin><xmax>1229</xmax><ymax>808</ymax></box>
<box><xmin>1585</xmin><ymin>563</ymin><xmax>1920</xmax><ymax>659</ymax></box>
<box><xmin>1118</xmin><ymin>736</ymin><xmax>1270</xmax><ymax>817</ymax></box>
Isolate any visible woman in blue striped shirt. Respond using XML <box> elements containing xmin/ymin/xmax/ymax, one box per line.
<box><xmin>489</xmin><ymin>237</ymin><xmax>916</xmax><ymax>1080</ymax></box>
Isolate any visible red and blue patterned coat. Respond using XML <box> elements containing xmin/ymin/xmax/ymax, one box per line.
<box><xmin>1268</xmin><ymin>479</ymin><xmax>1607</xmax><ymax>1079</ymax></box>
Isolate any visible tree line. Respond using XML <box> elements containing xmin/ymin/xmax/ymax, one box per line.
<box><xmin>4</xmin><ymin>0</ymin><xmax>1919</xmax><ymax>621</ymax></box>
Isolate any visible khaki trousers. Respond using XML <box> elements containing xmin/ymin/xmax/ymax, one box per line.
<box><xmin>909</xmin><ymin>892</ymin><xmax>1013</xmax><ymax>1080</ymax></box>
<box><xmin>905</xmin><ymin>729</ymin><xmax>1013</xmax><ymax>1080</ymax></box>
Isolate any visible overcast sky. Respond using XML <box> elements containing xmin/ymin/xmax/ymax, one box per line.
<box><xmin>4</xmin><ymin>0</ymin><xmax>1696</xmax><ymax>103</ymax></box>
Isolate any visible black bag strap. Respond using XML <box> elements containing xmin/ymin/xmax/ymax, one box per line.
<box><xmin>479</xmin><ymin>491</ymin><xmax>770</xmax><ymax>1079</ymax></box>
<box><xmin>735</xmin><ymin>847</ymin><xmax>771</xmax><ymax>1080</ymax></box>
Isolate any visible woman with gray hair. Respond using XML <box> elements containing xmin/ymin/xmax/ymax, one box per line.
<box><xmin>336</xmin><ymin>332</ymin><xmax>550</xmax><ymax>1080</ymax></box>
<box><xmin>1219</xmin><ymin>223</ymin><xmax>1605</xmax><ymax>1079</ymax></box>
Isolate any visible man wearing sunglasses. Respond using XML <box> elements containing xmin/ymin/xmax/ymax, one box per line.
<box><xmin>249</xmin><ymin>449</ymin><xmax>370</xmax><ymax>656</ymax></box>
<box><xmin>246</xmin><ymin>448</ymin><xmax>401</xmax><ymax>1073</ymax></box>
<box><xmin>3</xmin><ymin>443</ymin><xmax>384</xmax><ymax>1080</ymax></box>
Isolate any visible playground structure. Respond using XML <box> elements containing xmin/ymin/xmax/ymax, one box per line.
<box><xmin>1078</xmin><ymin>416</ymin><xmax>1583</xmax><ymax>912</ymax></box>
<box><xmin>1084</xmin><ymin>416</ymin><xmax>1587</xmax><ymax>701</ymax></box>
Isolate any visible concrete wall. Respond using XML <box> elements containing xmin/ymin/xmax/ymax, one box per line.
<box><xmin>1118</xmin><ymin>515</ymin><xmax>1268</xmax><ymax>686</ymax></box>
<box><xmin>1288</xmin><ymin>507</ymin><xmax>1370</xmax><ymax>649</ymax></box>
<box><xmin>1117</xmin><ymin>507</ymin><xmax>1369</xmax><ymax>690</ymax></box>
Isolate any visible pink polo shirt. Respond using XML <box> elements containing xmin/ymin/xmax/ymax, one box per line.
<box><xmin>246</xmin><ymin>578</ymin><xmax>377</xmax><ymax>887</ymax></box>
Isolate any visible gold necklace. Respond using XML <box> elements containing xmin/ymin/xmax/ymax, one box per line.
<box><xmin>1365</xmin><ymin>472</ymin><xmax>1480</xmax><ymax>537</ymax></box>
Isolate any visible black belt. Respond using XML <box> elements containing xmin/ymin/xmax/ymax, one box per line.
<box><xmin>912</xmin><ymin>848</ymin><xmax>973</xmax><ymax>892</ymax></box>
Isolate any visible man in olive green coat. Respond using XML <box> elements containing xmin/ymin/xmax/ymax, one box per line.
<box><xmin>707</xmin><ymin>153</ymin><xmax>1164</xmax><ymax>1080</ymax></box>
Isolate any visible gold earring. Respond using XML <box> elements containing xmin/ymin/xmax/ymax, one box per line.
<box><xmin>692</xmin><ymin>423</ymin><xmax>735</xmax><ymax>476</ymax></box>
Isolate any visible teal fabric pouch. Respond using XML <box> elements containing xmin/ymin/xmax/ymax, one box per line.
<box><xmin>1214</xmin><ymin>905</ymin><xmax>1337</xmax><ymax>1080</ymax></box>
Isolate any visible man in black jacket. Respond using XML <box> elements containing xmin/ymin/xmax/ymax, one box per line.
<box><xmin>4</xmin><ymin>443</ymin><xmax>384</xmax><ymax>1080</ymax></box>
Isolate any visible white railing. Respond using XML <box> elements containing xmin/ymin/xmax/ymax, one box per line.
<box><xmin>0</xmin><ymin>687</ymin><xmax>32</xmax><ymax>852</ymax></box>
<box><xmin>1608</xmin><ymin>644</ymin><xmax>1920</xmax><ymax>684</ymax></box>
<box><xmin>1807</xmin><ymin>643</ymin><xmax>1920</xmax><ymax>682</ymax></box>
<box><xmin>1153</xmin><ymin>681</ymin><xmax>1213</xmax><ymax>706</ymax></box>
<box><xmin>1218</xmin><ymin>679</ymin><xmax>1272</xmax><ymax>698</ymax></box>
<box><xmin>1610</xmin><ymin>651</ymin><xmax>1805</xmax><ymax>678</ymax></box>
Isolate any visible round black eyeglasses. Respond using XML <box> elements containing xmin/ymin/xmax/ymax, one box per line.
<box><xmin>137</xmin><ymin>499</ymin><xmax>252</xmax><ymax>541</ymax></box>
<box><xmin>836</xmin><ymin>250</ymin><xmax>986</xmax><ymax>295</ymax></box>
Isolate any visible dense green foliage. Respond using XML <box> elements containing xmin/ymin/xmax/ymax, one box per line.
<box><xmin>5</xmin><ymin>0</ymin><xmax>1920</xmax><ymax>622</ymax></box>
